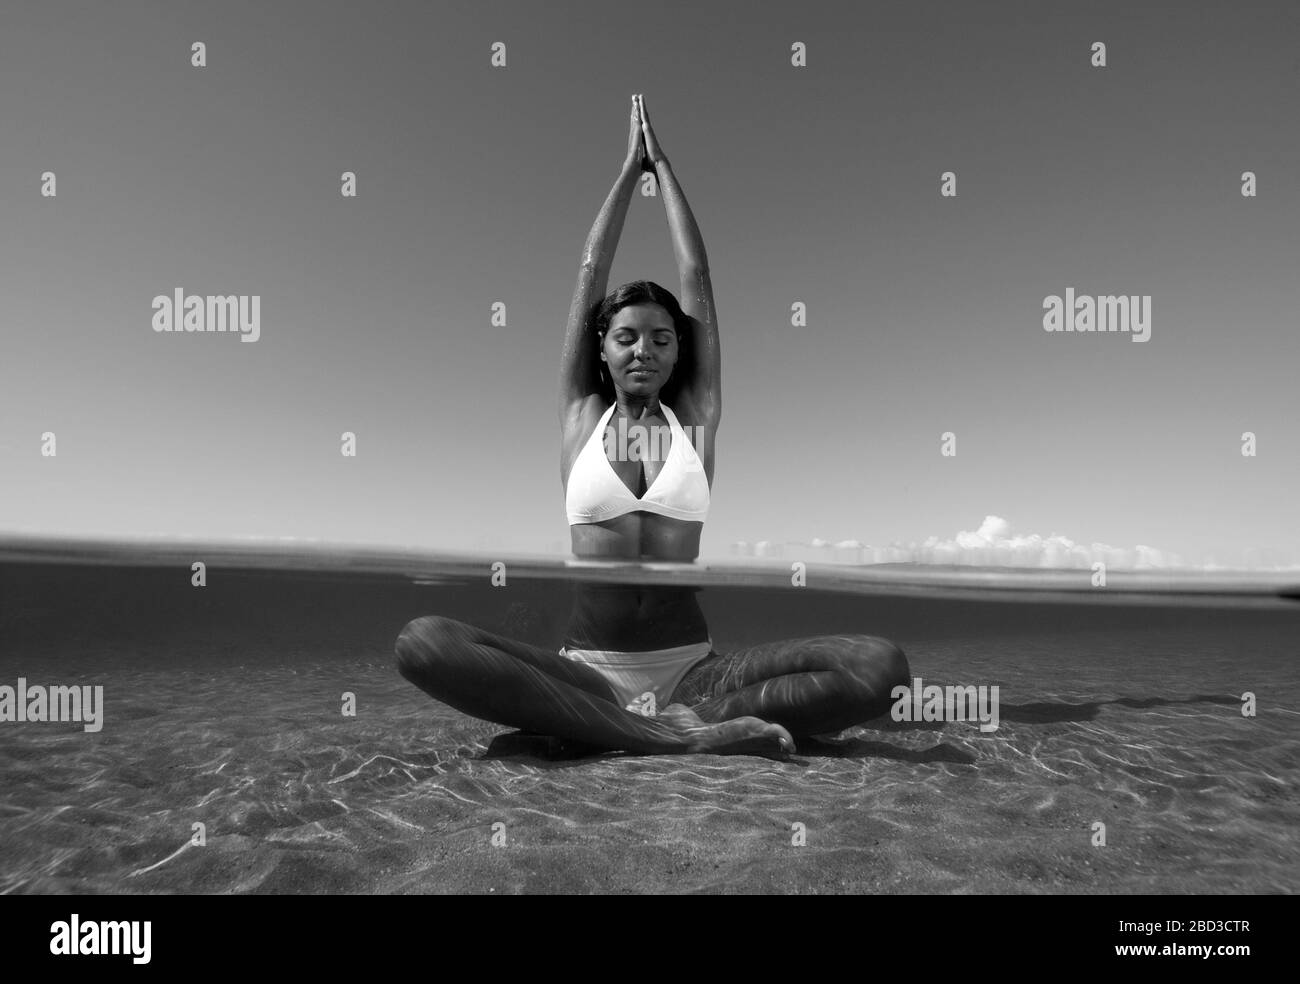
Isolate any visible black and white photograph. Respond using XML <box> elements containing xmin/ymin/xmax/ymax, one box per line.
<box><xmin>1</xmin><ymin>0</ymin><xmax>1295</xmax><ymax>931</ymax></box>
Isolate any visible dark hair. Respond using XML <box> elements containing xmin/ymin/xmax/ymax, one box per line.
<box><xmin>589</xmin><ymin>280</ymin><xmax>696</xmax><ymax>407</ymax></box>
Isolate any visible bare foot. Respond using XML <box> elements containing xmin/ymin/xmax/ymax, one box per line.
<box><xmin>659</xmin><ymin>703</ymin><xmax>794</xmax><ymax>758</ymax></box>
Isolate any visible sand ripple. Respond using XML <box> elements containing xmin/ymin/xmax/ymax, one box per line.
<box><xmin>1</xmin><ymin>631</ymin><xmax>1296</xmax><ymax>893</ymax></box>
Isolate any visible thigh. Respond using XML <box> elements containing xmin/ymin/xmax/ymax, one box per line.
<box><xmin>397</xmin><ymin>615</ymin><xmax>619</xmax><ymax>703</ymax></box>
<box><xmin>670</xmin><ymin>634</ymin><xmax>900</xmax><ymax>706</ymax></box>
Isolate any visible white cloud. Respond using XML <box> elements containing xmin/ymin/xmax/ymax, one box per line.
<box><xmin>904</xmin><ymin>515</ymin><xmax>1184</xmax><ymax>569</ymax></box>
<box><xmin>732</xmin><ymin>516</ymin><xmax>1195</xmax><ymax>569</ymax></box>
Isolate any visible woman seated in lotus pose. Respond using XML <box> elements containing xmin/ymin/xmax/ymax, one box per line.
<box><xmin>396</xmin><ymin>95</ymin><xmax>909</xmax><ymax>757</ymax></box>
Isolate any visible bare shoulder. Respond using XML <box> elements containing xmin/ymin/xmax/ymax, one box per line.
<box><xmin>670</xmin><ymin>386</ymin><xmax>720</xmax><ymax>434</ymax></box>
<box><xmin>668</xmin><ymin>388</ymin><xmax>720</xmax><ymax>477</ymax></box>
<box><xmin>559</xmin><ymin>393</ymin><xmax>609</xmax><ymax>479</ymax></box>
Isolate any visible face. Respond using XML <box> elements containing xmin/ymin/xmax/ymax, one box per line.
<box><xmin>601</xmin><ymin>303</ymin><xmax>678</xmax><ymax>396</ymax></box>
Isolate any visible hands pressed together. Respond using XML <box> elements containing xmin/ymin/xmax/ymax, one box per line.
<box><xmin>625</xmin><ymin>93</ymin><xmax>667</xmax><ymax>174</ymax></box>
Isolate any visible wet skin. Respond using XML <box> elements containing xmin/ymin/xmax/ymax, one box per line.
<box><xmin>395</xmin><ymin>97</ymin><xmax>909</xmax><ymax>756</ymax></box>
<box><xmin>395</xmin><ymin>337</ymin><xmax>910</xmax><ymax>757</ymax></box>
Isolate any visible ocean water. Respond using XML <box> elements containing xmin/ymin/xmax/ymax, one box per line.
<box><xmin>1</xmin><ymin>546</ymin><xmax>1297</xmax><ymax>894</ymax></box>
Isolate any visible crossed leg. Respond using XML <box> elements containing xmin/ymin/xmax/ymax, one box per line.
<box><xmin>394</xmin><ymin>616</ymin><xmax>794</xmax><ymax>756</ymax></box>
<box><xmin>668</xmin><ymin>634</ymin><xmax>911</xmax><ymax>738</ymax></box>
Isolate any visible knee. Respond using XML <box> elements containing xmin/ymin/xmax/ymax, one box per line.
<box><xmin>394</xmin><ymin>615</ymin><xmax>465</xmax><ymax>679</ymax></box>
<box><xmin>841</xmin><ymin>634</ymin><xmax>910</xmax><ymax>693</ymax></box>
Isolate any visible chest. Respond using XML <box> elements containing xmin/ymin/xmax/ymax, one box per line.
<box><xmin>561</xmin><ymin>403</ymin><xmax>715</xmax><ymax>500</ymax></box>
<box><xmin>601</xmin><ymin>414</ymin><xmax>675</xmax><ymax>494</ymax></box>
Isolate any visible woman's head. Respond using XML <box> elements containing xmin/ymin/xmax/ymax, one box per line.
<box><xmin>590</xmin><ymin>281</ymin><xmax>695</xmax><ymax>406</ymax></box>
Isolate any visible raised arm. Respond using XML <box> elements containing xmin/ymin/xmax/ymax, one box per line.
<box><xmin>638</xmin><ymin>95</ymin><xmax>720</xmax><ymax>424</ymax></box>
<box><xmin>558</xmin><ymin>98</ymin><xmax>649</xmax><ymax>420</ymax></box>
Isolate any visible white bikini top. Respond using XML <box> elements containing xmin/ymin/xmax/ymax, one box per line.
<box><xmin>565</xmin><ymin>401</ymin><xmax>710</xmax><ymax>525</ymax></box>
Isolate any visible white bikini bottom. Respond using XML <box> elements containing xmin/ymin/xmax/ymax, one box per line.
<box><xmin>558</xmin><ymin>639</ymin><xmax>714</xmax><ymax>716</ymax></box>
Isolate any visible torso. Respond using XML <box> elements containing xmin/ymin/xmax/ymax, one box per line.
<box><xmin>562</xmin><ymin>582</ymin><xmax>709</xmax><ymax>650</ymax></box>
<box><xmin>560</xmin><ymin>394</ymin><xmax>717</xmax><ymax>650</ymax></box>
<box><xmin>561</xmin><ymin>395</ymin><xmax>716</xmax><ymax>563</ymax></box>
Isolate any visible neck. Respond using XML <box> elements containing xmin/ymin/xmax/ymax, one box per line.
<box><xmin>614</xmin><ymin>392</ymin><xmax>663</xmax><ymax>419</ymax></box>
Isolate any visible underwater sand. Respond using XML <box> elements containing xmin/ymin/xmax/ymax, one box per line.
<box><xmin>1</xmin><ymin>554</ymin><xmax>1296</xmax><ymax>894</ymax></box>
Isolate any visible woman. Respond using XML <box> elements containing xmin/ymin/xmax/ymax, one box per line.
<box><xmin>396</xmin><ymin>95</ymin><xmax>909</xmax><ymax>757</ymax></box>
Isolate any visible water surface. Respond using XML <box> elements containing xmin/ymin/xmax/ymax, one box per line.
<box><xmin>1</xmin><ymin>547</ymin><xmax>1296</xmax><ymax>894</ymax></box>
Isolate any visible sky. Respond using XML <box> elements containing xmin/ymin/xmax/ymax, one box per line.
<box><xmin>1</xmin><ymin>0</ymin><xmax>1297</xmax><ymax>567</ymax></box>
